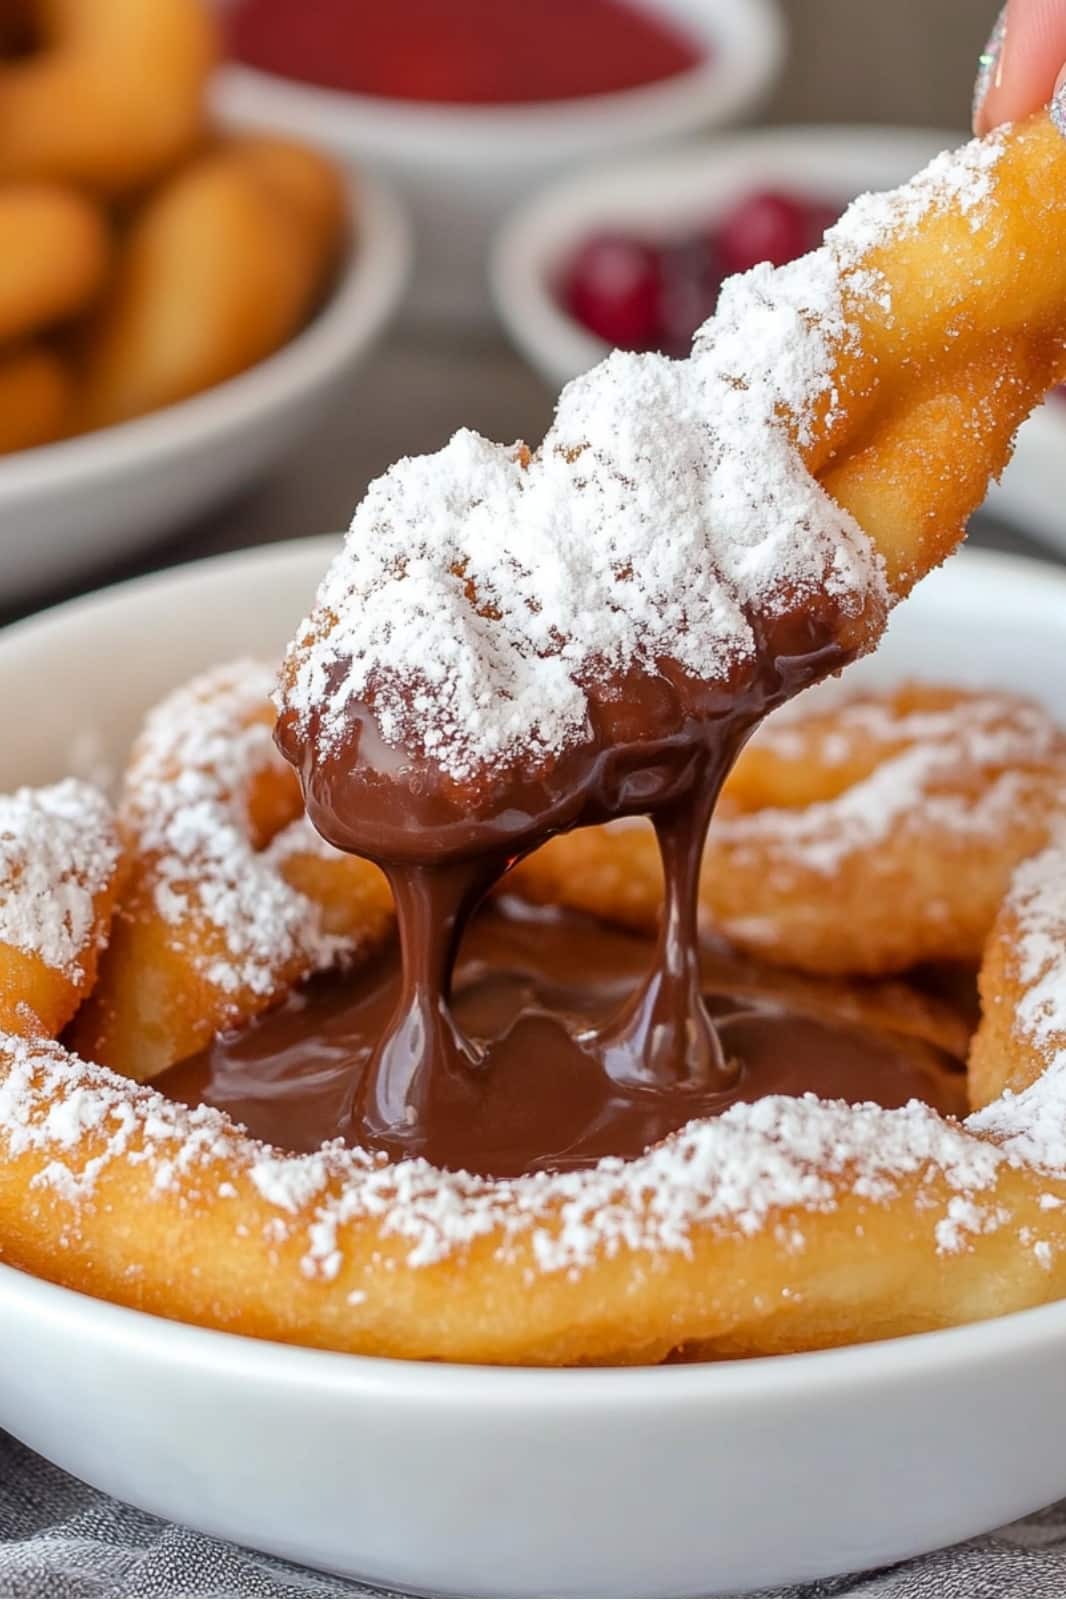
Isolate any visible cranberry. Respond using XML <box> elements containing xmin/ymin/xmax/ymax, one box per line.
<box><xmin>716</xmin><ymin>190</ymin><xmax>816</xmax><ymax>276</ymax></box>
<box><xmin>564</xmin><ymin>233</ymin><xmax>662</xmax><ymax>349</ymax></box>
<box><xmin>805</xmin><ymin>201</ymin><xmax>843</xmax><ymax>247</ymax></box>
<box><xmin>654</xmin><ymin>237</ymin><xmax>723</xmax><ymax>357</ymax></box>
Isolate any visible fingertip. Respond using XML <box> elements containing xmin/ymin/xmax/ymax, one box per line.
<box><xmin>1052</xmin><ymin>62</ymin><xmax>1066</xmax><ymax>136</ymax></box>
<box><xmin>973</xmin><ymin>3</ymin><xmax>1009</xmax><ymax>133</ymax></box>
<box><xmin>975</xmin><ymin>0</ymin><xmax>1066</xmax><ymax>133</ymax></box>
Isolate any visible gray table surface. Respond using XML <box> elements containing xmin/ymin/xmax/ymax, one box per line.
<box><xmin>2</xmin><ymin>324</ymin><xmax>1054</xmax><ymax>633</ymax></box>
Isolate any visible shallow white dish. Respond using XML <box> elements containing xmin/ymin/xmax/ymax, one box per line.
<box><xmin>2</xmin><ymin>538</ymin><xmax>1066</xmax><ymax>1597</ymax></box>
<box><xmin>0</xmin><ymin>174</ymin><xmax>409</xmax><ymax>608</ymax></box>
<box><xmin>491</xmin><ymin>123</ymin><xmax>1064</xmax><ymax>549</ymax></box>
<box><xmin>216</xmin><ymin>0</ymin><xmax>784</xmax><ymax>323</ymax></box>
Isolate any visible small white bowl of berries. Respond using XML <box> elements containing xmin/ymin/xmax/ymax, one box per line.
<box><xmin>491</xmin><ymin>125</ymin><xmax>955</xmax><ymax>387</ymax></box>
<box><xmin>491</xmin><ymin>123</ymin><xmax>1066</xmax><ymax>560</ymax></box>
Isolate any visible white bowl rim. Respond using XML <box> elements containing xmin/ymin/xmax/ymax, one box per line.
<box><xmin>216</xmin><ymin>0</ymin><xmax>786</xmax><ymax>156</ymax></box>
<box><xmin>491</xmin><ymin>122</ymin><xmax>966</xmax><ymax>381</ymax></box>
<box><xmin>0</xmin><ymin>167</ymin><xmax>411</xmax><ymax>499</ymax></box>
<box><xmin>8</xmin><ymin>1238</ymin><xmax>1066</xmax><ymax>1401</ymax></box>
<box><xmin>2</xmin><ymin>536</ymin><xmax>1066</xmax><ymax>1400</ymax></box>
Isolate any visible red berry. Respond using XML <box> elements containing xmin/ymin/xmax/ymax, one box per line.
<box><xmin>654</xmin><ymin>237</ymin><xmax>723</xmax><ymax>357</ymax></box>
<box><xmin>564</xmin><ymin>234</ymin><xmax>662</xmax><ymax>349</ymax></box>
<box><xmin>805</xmin><ymin>201</ymin><xmax>843</xmax><ymax>248</ymax></box>
<box><xmin>715</xmin><ymin>190</ymin><xmax>814</xmax><ymax>276</ymax></box>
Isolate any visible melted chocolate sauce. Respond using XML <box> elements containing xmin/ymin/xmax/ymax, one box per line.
<box><xmin>159</xmin><ymin>898</ymin><xmax>968</xmax><ymax>1179</ymax></box>
<box><xmin>270</xmin><ymin>602</ymin><xmax>871</xmax><ymax>1172</ymax></box>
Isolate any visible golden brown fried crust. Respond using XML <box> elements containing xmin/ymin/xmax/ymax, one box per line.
<box><xmin>969</xmin><ymin>848</ymin><xmax>1066</xmax><ymax>1111</ymax></box>
<box><xmin>0</xmin><ymin>343</ymin><xmax>71</xmax><ymax>452</ymax></box>
<box><xmin>0</xmin><ymin>185</ymin><xmax>110</xmax><ymax>343</ymax></box>
<box><xmin>808</xmin><ymin>116</ymin><xmax>1066</xmax><ymax>594</ymax></box>
<box><xmin>969</xmin><ymin>906</ymin><xmax>1043</xmax><ymax>1109</ymax></box>
<box><xmin>0</xmin><ymin>6</ymin><xmax>344</xmax><ymax>449</ymax></box>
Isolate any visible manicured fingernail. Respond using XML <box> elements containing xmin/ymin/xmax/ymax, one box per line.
<box><xmin>1052</xmin><ymin>66</ymin><xmax>1066</xmax><ymax>138</ymax></box>
<box><xmin>974</xmin><ymin>4</ymin><xmax>1008</xmax><ymax>126</ymax></box>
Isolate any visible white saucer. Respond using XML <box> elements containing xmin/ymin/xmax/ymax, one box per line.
<box><xmin>1</xmin><ymin>538</ymin><xmax>1066</xmax><ymax>1597</ymax></box>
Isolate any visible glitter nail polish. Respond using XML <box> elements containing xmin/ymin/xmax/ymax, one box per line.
<box><xmin>1052</xmin><ymin>73</ymin><xmax>1066</xmax><ymax>139</ymax></box>
<box><xmin>974</xmin><ymin>5</ymin><xmax>1008</xmax><ymax>124</ymax></box>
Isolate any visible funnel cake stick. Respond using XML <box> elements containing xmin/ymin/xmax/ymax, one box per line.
<box><xmin>807</xmin><ymin>113</ymin><xmax>1066</xmax><ymax>591</ymax></box>
<box><xmin>283</xmin><ymin>113</ymin><xmax>1066</xmax><ymax>798</ymax></box>
<box><xmin>277</xmin><ymin>112</ymin><xmax>1066</xmax><ymax>1146</ymax></box>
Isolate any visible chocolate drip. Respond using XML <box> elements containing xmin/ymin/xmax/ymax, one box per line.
<box><xmin>593</xmin><ymin>790</ymin><xmax>728</xmax><ymax>1092</ymax></box>
<box><xmin>158</xmin><ymin>899</ymin><xmax>969</xmax><ymax>1178</ymax></box>
<box><xmin>269</xmin><ymin>611</ymin><xmax>866</xmax><ymax>1170</ymax></box>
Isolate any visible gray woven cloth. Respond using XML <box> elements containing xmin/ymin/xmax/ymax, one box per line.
<box><xmin>4</xmin><ymin>1434</ymin><xmax>1066</xmax><ymax>1599</ymax></box>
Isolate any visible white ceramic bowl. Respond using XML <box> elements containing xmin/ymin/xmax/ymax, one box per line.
<box><xmin>2</xmin><ymin>537</ymin><xmax>1066</xmax><ymax>1597</ymax></box>
<box><xmin>215</xmin><ymin>0</ymin><xmax>785</xmax><ymax>323</ymax></box>
<box><xmin>0</xmin><ymin>174</ymin><xmax>409</xmax><ymax>609</ymax></box>
<box><xmin>491</xmin><ymin>122</ymin><xmax>1065</xmax><ymax>554</ymax></box>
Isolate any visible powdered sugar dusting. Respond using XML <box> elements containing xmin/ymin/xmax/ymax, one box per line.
<box><xmin>283</xmin><ymin>300</ymin><xmax>880</xmax><ymax>781</ymax></box>
<box><xmin>969</xmin><ymin>838</ymin><xmax>1066</xmax><ymax>1172</ymax></box>
<box><xmin>824</xmin><ymin>129</ymin><xmax>1007</xmax><ymax>265</ymax></box>
<box><xmin>751</xmin><ymin>687</ymin><xmax>1054</xmax><ymax>764</ymax></box>
<box><xmin>4</xmin><ymin>815</ymin><xmax>1066</xmax><ymax>1281</ymax></box>
<box><xmin>0</xmin><ymin>781</ymin><xmax>117</xmax><ymax>976</ymax></box>
<box><xmin>0</xmin><ymin>748</ymin><xmax>1029</xmax><ymax>1274</ymax></box>
<box><xmin>713</xmin><ymin>691</ymin><xmax>1064</xmax><ymax>875</ymax></box>
<box><xmin>263</xmin><ymin>812</ymin><xmax>347</xmax><ymax>869</ymax></box>
<box><xmin>996</xmin><ymin>842</ymin><xmax>1066</xmax><ymax>1051</ymax></box>
<box><xmin>0</xmin><ymin>1028</ymin><xmax>1017</xmax><ymax>1275</ymax></box>
<box><xmin>124</xmin><ymin>661</ymin><xmax>357</xmax><ymax>999</ymax></box>
<box><xmin>6</xmin><ymin>126</ymin><xmax>1058</xmax><ymax>1310</ymax></box>
<box><xmin>282</xmin><ymin>130</ymin><xmax>1007</xmax><ymax>783</ymax></box>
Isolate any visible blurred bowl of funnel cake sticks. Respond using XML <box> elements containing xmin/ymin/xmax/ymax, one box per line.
<box><xmin>0</xmin><ymin>0</ymin><xmax>410</xmax><ymax>601</ymax></box>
